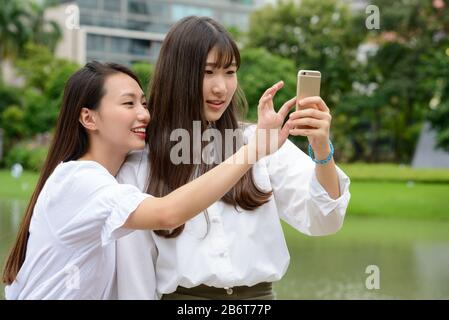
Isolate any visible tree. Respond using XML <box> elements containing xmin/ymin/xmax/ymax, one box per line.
<box><xmin>13</xmin><ymin>43</ymin><xmax>79</xmax><ymax>136</ymax></box>
<box><xmin>246</xmin><ymin>0</ymin><xmax>366</xmax><ymax>161</ymax></box>
<box><xmin>238</xmin><ymin>47</ymin><xmax>297</xmax><ymax>121</ymax></box>
<box><xmin>357</xmin><ymin>0</ymin><xmax>449</xmax><ymax>161</ymax></box>
<box><xmin>0</xmin><ymin>0</ymin><xmax>29</xmax><ymax>61</ymax></box>
<box><xmin>426</xmin><ymin>44</ymin><xmax>449</xmax><ymax>152</ymax></box>
<box><xmin>26</xmin><ymin>0</ymin><xmax>62</xmax><ymax>52</ymax></box>
<box><xmin>247</xmin><ymin>0</ymin><xmax>362</xmax><ymax>107</ymax></box>
<box><xmin>0</xmin><ymin>0</ymin><xmax>62</xmax><ymax>82</ymax></box>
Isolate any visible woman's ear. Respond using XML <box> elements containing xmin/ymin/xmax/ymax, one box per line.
<box><xmin>79</xmin><ymin>107</ymin><xmax>98</xmax><ymax>131</ymax></box>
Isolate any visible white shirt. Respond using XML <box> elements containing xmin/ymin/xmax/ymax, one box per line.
<box><xmin>116</xmin><ymin>127</ymin><xmax>351</xmax><ymax>299</ymax></box>
<box><xmin>5</xmin><ymin>161</ymin><xmax>149</xmax><ymax>300</ymax></box>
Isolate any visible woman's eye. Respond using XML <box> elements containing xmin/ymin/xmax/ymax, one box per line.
<box><xmin>123</xmin><ymin>102</ymin><xmax>134</xmax><ymax>106</ymax></box>
<box><xmin>227</xmin><ymin>70</ymin><xmax>236</xmax><ymax>75</ymax></box>
<box><xmin>205</xmin><ymin>70</ymin><xmax>214</xmax><ymax>74</ymax></box>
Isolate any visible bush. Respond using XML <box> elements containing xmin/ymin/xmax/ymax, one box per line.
<box><xmin>5</xmin><ymin>143</ymin><xmax>48</xmax><ymax>171</ymax></box>
<box><xmin>131</xmin><ymin>62</ymin><xmax>154</xmax><ymax>93</ymax></box>
<box><xmin>2</xmin><ymin>105</ymin><xmax>27</xmax><ymax>139</ymax></box>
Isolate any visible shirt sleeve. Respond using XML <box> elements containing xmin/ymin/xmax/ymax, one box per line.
<box><xmin>45</xmin><ymin>162</ymin><xmax>150</xmax><ymax>247</ymax></box>
<box><xmin>265</xmin><ymin>138</ymin><xmax>351</xmax><ymax>236</ymax></box>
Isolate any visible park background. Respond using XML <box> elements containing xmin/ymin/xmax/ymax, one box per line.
<box><xmin>0</xmin><ymin>0</ymin><xmax>449</xmax><ymax>299</ymax></box>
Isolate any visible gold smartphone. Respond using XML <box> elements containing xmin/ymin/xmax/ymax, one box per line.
<box><xmin>296</xmin><ymin>70</ymin><xmax>321</xmax><ymax>129</ymax></box>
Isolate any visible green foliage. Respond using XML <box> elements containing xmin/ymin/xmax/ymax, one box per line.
<box><xmin>0</xmin><ymin>0</ymin><xmax>29</xmax><ymax>59</ymax></box>
<box><xmin>238</xmin><ymin>48</ymin><xmax>297</xmax><ymax>121</ymax></box>
<box><xmin>425</xmin><ymin>44</ymin><xmax>449</xmax><ymax>152</ymax></box>
<box><xmin>2</xmin><ymin>105</ymin><xmax>26</xmax><ymax>139</ymax></box>
<box><xmin>131</xmin><ymin>62</ymin><xmax>154</xmax><ymax>93</ymax></box>
<box><xmin>248</xmin><ymin>0</ymin><xmax>361</xmax><ymax>106</ymax></box>
<box><xmin>15</xmin><ymin>43</ymin><xmax>63</xmax><ymax>91</ymax></box>
<box><xmin>4</xmin><ymin>142</ymin><xmax>48</xmax><ymax>171</ymax></box>
<box><xmin>0</xmin><ymin>82</ymin><xmax>22</xmax><ymax>125</ymax></box>
<box><xmin>246</xmin><ymin>0</ymin><xmax>449</xmax><ymax>162</ymax></box>
<box><xmin>10</xmin><ymin>44</ymin><xmax>80</xmax><ymax>136</ymax></box>
<box><xmin>1</xmin><ymin>44</ymin><xmax>79</xmax><ymax>165</ymax></box>
<box><xmin>0</xmin><ymin>0</ymin><xmax>61</xmax><ymax>62</ymax></box>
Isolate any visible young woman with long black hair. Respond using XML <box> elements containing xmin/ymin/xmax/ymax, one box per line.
<box><xmin>116</xmin><ymin>16</ymin><xmax>351</xmax><ymax>300</ymax></box>
<box><xmin>2</xmin><ymin>61</ymin><xmax>292</xmax><ymax>299</ymax></box>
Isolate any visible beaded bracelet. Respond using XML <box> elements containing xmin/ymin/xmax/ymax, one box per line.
<box><xmin>308</xmin><ymin>140</ymin><xmax>334</xmax><ymax>165</ymax></box>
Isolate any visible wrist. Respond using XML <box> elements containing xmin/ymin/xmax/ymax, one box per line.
<box><xmin>308</xmin><ymin>140</ymin><xmax>334</xmax><ymax>165</ymax></box>
<box><xmin>313</xmin><ymin>144</ymin><xmax>331</xmax><ymax>160</ymax></box>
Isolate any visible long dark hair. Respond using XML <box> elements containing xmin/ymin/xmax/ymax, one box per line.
<box><xmin>2</xmin><ymin>61</ymin><xmax>142</xmax><ymax>285</ymax></box>
<box><xmin>147</xmin><ymin>16</ymin><xmax>272</xmax><ymax>238</ymax></box>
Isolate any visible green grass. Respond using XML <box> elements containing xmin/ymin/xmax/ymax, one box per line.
<box><xmin>347</xmin><ymin>181</ymin><xmax>449</xmax><ymax>220</ymax></box>
<box><xmin>283</xmin><ymin>215</ymin><xmax>449</xmax><ymax>247</ymax></box>
<box><xmin>0</xmin><ymin>170</ymin><xmax>39</xmax><ymax>200</ymax></box>
<box><xmin>1</xmin><ymin>164</ymin><xmax>449</xmax><ymax>220</ymax></box>
<box><xmin>339</xmin><ymin>163</ymin><xmax>449</xmax><ymax>183</ymax></box>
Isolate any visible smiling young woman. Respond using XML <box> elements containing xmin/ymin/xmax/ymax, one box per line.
<box><xmin>115</xmin><ymin>16</ymin><xmax>351</xmax><ymax>300</ymax></box>
<box><xmin>2</xmin><ymin>61</ymin><xmax>291</xmax><ymax>299</ymax></box>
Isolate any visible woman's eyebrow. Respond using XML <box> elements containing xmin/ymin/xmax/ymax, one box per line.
<box><xmin>205</xmin><ymin>62</ymin><xmax>237</xmax><ymax>67</ymax></box>
<box><xmin>120</xmin><ymin>93</ymin><xmax>136</xmax><ymax>98</ymax></box>
<box><xmin>120</xmin><ymin>92</ymin><xmax>146</xmax><ymax>99</ymax></box>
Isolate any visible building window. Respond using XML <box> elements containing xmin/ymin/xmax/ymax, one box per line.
<box><xmin>87</xmin><ymin>34</ymin><xmax>106</xmax><ymax>52</ymax></box>
<box><xmin>111</xmin><ymin>37</ymin><xmax>131</xmax><ymax>54</ymax></box>
<box><xmin>130</xmin><ymin>39</ymin><xmax>150</xmax><ymax>55</ymax></box>
<box><xmin>230</xmin><ymin>0</ymin><xmax>253</xmax><ymax>5</ymax></box>
<box><xmin>103</xmin><ymin>0</ymin><xmax>121</xmax><ymax>12</ymax></box>
<box><xmin>171</xmin><ymin>4</ymin><xmax>214</xmax><ymax>22</ymax></box>
<box><xmin>148</xmin><ymin>2</ymin><xmax>169</xmax><ymax>19</ymax></box>
<box><xmin>78</xmin><ymin>0</ymin><xmax>99</xmax><ymax>10</ymax></box>
<box><xmin>128</xmin><ymin>0</ymin><xmax>149</xmax><ymax>14</ymax></box>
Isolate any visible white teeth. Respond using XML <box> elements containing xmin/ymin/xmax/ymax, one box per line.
<box><xmin>132</xmin><ymin>128</ymin><xmax>146</xmax><ymax>133</ymax></box>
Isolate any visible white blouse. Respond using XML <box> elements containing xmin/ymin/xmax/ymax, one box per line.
<box><xmin>116</xmin><ymin>127</ymin><xmax>351</xmax><ymax>299</ymax></box>
<box><xmin>5</xmin><ymin>161</ymin><xmax>149</xmax><ymax>300</ymax></box>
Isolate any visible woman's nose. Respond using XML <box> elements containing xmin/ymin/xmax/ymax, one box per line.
<box><xmin>137</xmin><ymin>105</ymin><xmax>150</xmax><ymax>123</ymax></box>
<box><xmin>212</xmin><ymin>78</ymin><xmax>227</xmax><ymax>95</ymax></box>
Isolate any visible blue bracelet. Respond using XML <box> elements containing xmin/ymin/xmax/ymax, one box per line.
<box><xmin>308</xmin><ymin>141</ymin><xmax>334</xmax><ymax>165</ymax></box>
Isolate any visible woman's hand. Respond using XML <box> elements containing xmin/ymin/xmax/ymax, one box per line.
<box><xmin>251</xmin><ymin>81</ymin><xmax>296</xmax><ymax>159</ymax></box>
<box><xmin>288</xmin><ymin>96</ymin><xmax>332</xmax><ymax>159</ymax></box>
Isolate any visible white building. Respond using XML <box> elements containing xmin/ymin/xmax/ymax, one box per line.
<box><xmin>45</xmin><ymin>0</ymin><xmax>267</xmax><ymax>66</ymax></box>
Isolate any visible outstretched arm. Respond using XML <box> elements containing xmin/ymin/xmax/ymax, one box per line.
<box><xmin>124</xmin><ymin>81</ymin><xmax>296</xmax><ymax>230</ymax></box>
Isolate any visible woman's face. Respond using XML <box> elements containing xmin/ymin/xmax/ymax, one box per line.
<box><xmin>202</xmin><ymin>47</ymin><xmax>238</xmax><ymax>122</ymax></box>
<box><xmin>94</xmin><ymin>72</ymin><xmax>150</xmax><ymax>153</ymax></box>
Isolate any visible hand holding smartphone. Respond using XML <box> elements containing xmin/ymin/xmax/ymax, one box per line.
<box><xmin>296</xmin><ymin>70</ymin><xmax>321</xmax><ymax>129</ymax></box>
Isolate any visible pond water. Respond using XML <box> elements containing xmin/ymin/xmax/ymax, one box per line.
<box><xmin>1</xmin><ymin>198</ymin><xmax>448</xmax><ymax>299</ymax></box>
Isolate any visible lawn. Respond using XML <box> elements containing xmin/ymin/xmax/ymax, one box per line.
<box><xmin>0</xmin><ymin>170</ymin><xmax>39</xmax><ymax>200</ymax></box>
<box><xmin>1</xmin><ymin>163</ymin><xmax>449</xmax><ymax>220</ymax></box>
<box><xmin>339</xmin><ymin>163</ymin><xmax>449</xmax><ymax>183</ymax></box>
